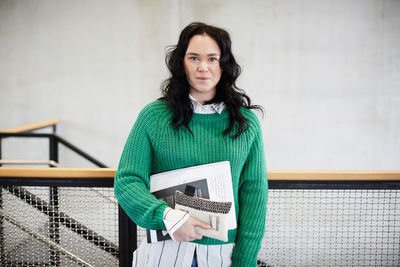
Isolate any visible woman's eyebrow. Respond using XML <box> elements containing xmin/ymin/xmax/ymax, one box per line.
<box><xmin>185</xmin><ymin>52</ymin><xmax>220</xmax><ymax>57</ymax></box>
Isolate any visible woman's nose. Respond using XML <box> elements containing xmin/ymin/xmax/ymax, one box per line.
<box><xmin>197</xmin><ymin>61</ymin><xmax>208</xmax><ymax>71</ymax></box>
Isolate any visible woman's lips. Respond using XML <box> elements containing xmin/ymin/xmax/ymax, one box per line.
<box><xmin>196</xmin><ymin>77</ymin><xmax>209</xmax><ymax>80</ymax></box>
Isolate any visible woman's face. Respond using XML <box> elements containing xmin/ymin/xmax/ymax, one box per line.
<box><xmin>184</xmin><ymin>34</ymin><xmax>222</xmax><ymax>105</ymax></box>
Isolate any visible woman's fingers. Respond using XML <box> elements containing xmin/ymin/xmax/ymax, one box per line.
<box><xmin>191</xmin><ymin>217</ymin><xmax>211</xmax><ymax>230</ymax></box>
<box><xmin>172</xmin><ymin>216</ymin><xmax>210</xmax><ymax>242</ymax></box>
<box><xmin>192</xmin><ymin>229</ymin><xmax>203</xmax><ymax>240</ymax></box>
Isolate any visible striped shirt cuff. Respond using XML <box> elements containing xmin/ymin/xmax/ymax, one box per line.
<box><xmin>163</xmin><ymin>207</ymin><xmax>190</xmax><ymax>241</ymax></box>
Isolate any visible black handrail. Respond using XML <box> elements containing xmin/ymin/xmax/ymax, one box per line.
<box><xmin>268</xmin><ymin>180</ymin><xmax>400</xmax><ymax>190</ymax></box>
<box><xmin>56</xmin><ymin>135</ymin><xmax>107</xmax><ymax>168</ymax></box>
<box><xmin>0</xmin><ymin>133</ymin><xmax>107</xmax><ymax>168</ymax></box>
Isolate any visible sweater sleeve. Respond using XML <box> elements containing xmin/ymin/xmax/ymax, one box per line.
<box><xmin>232</xmin><ymin>116</ymin><xmax>268</xmax><ymax>266</ymax></box>
<box><xmin>114</xmin><ymin>107</ymin><xmax>168</xmax><ymax>230</ymax></box>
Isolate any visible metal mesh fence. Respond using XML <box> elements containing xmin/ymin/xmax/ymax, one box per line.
<box><xmin>0</xmin><ymin>186</ymin><xmax>118</xmax><ymax>267</ymax></box>
<box><xmin>258</xmin><ymin>189</ymin><xmax>400</xmax><ymax>266</ymax></box>
<box><xmin>1</xmin><ymin>185</ymin><xmax>399</xmax><ymax>266</ymax></box>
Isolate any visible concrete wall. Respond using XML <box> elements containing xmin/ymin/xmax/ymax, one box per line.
<box><xmin>0</xmin><ymin>0</ymin><xmax>399</xmax><ymax>170</ymax></box>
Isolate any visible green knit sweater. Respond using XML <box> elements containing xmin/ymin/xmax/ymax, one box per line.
<box><xmin>114</xmin><ymin>100</ymin><xmax>268</xmax><ymax>266</ymax></box>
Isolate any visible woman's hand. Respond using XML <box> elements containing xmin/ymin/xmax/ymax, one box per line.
<box><xmin>173</xmin><ymin>216</ymin><xmax>211</xmax><ymax>242</ymax></box>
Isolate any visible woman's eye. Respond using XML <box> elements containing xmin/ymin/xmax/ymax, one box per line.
<box><xmin>209</xmin><ymin>58</ymin><xmax>218</xmax><ymax>62</ymax></box>
<box><xmin>189</xmin><ymin>57</ymin><xmax>199</xmax><ymax>61</ymax></box>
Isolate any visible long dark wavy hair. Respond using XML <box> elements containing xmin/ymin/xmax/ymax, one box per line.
<box><xmin>160</xmin><ymin>22</ymin><xmax>263</xmax><ymax>138</ymax></box>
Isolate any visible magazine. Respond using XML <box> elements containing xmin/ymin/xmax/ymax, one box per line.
<box><xmin>146</xmin><ymin>161</ymin><xmax>236</xmax><ymax>243</ymax></box>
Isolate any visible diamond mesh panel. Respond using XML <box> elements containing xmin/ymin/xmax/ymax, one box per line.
<box><xmin>0</xmin><ymin>186</ymin><xmax>118</xmax><ymax>267</ymax></box>
<box><xmin>258</xmin><ymin>189</ymin><xmax>400</xmax><ymax>266</ymax></box>
<box><xmin>5</xmin><ymin>186</ymin><xmax>396</xmax><ymax>266</ymax></box>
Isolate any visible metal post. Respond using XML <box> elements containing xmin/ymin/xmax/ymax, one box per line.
<box><xmin>49</xmin><ymin>135</ymin><xmax>60</xmax><ymax>265</ymax></box>
<box><xmin>49</xmin><ymin>135</ymin><xmax>58</xmax><ymax>166</ymax></box>
<box><xmin>118</xmin><ymin>205</ymin><xmax>136</xmax><ymax>267</ymax></box>
<box><xmin>49</xmin><ymin>186</ymin><xmax>61</xmax><ymax>265</ymax></box>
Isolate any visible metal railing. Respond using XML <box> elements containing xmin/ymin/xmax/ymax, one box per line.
<box><xmin>0</xmin><ymin>121</ymin><xmax>399</xmax><ymax>266</ymax></box>
<box><xmin>263</xmin><ymin>175</ymin><xmax>400</xmax><ymax>266</ymax></box>
<box><xmin>0</xmin><ymin>120</ymin><xmax>125</xmax><ymax>266</ymax></box>
<box><xmin>1</xmin><ymin>169</ymin><xmax>399</xmax><ymax>266</ymax></box>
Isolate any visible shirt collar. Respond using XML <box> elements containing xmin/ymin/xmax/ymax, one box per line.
<box><xmin>189</xmin><ymin>94</ymin><xmax>225</xmax><ymax>114</ymax></box>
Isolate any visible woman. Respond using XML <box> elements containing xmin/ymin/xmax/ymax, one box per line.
<box><xmin>114</xmin><ymin>22</ymin><xmax>268</xmax><ymax>267</ymax></box>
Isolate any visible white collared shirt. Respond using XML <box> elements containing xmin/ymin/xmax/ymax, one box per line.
<box><xmin>189</xmin><ymin>94</ymin><xmax>226</xmax><ymax>114</ymax></box>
